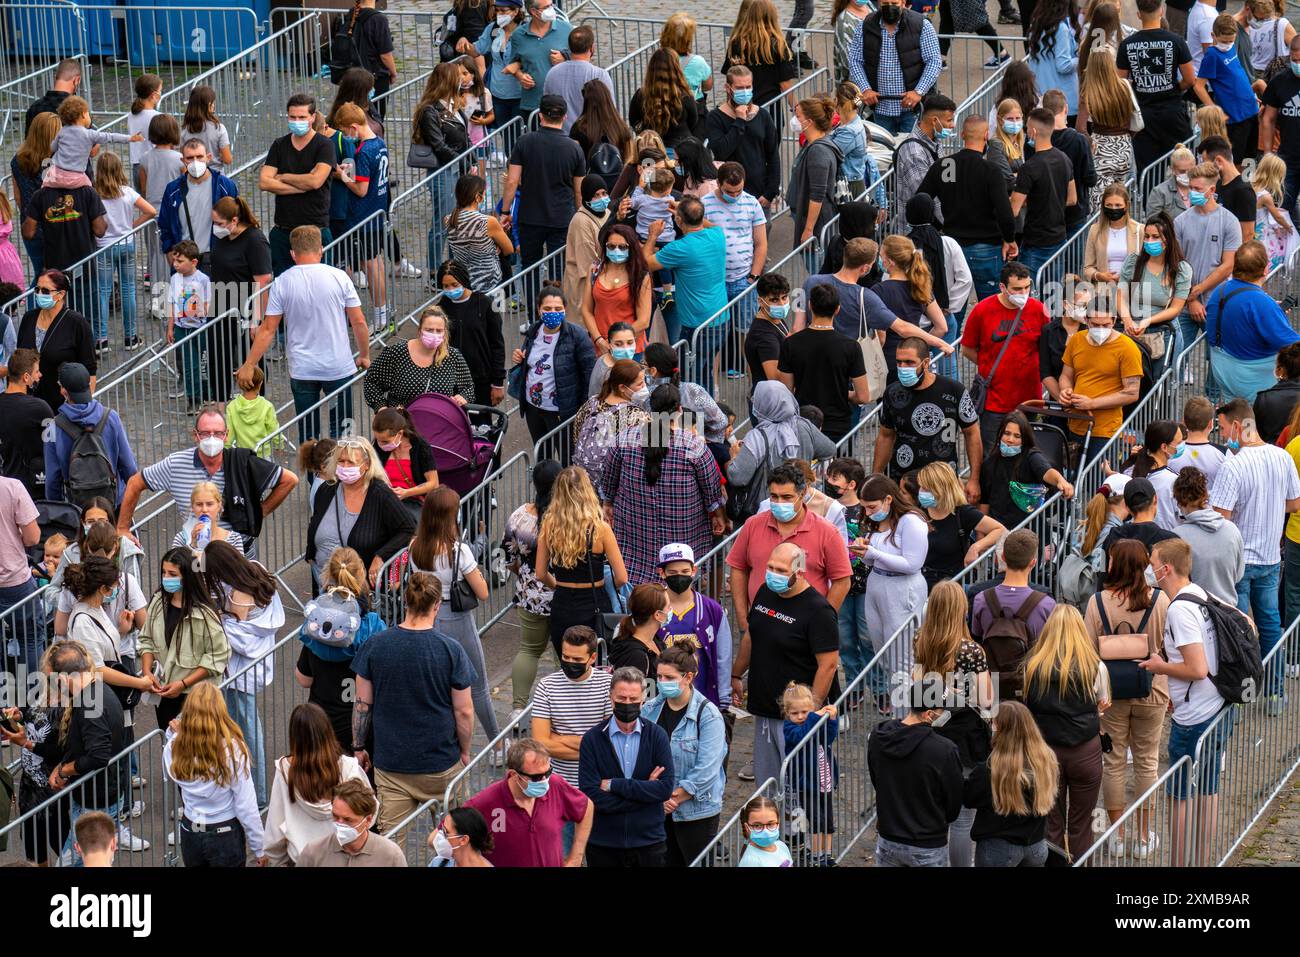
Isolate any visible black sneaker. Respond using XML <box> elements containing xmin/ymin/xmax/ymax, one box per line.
<box><xmin>125</xmin><ymin>335</ymin><xmax>143</xmax><ymax>351</ymax></box>
<box><xmin>998</xmin><ymin>9</ymin><xmax>1021</xmax><ymax>23</ymax></box>
<box><xmin>796</xmin><ymin>51</ymin><xmax>818</xmax><ymax>70</ymax></box>
<box><xmin>95</xmin><ymin>339</ymin><xmax>110</xmax><ymax>355</ymax></box>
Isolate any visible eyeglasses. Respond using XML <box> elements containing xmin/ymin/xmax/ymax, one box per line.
<box><xmin>195</xmin><ymin>430</ymin><xmax>227</xmax><ymax>439</ymax></box>
<box><xmin>513</xmin><ymin>766</ymin><xmax>553</xmax><ymax>782</ymax></box>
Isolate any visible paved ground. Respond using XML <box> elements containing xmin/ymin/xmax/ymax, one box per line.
<box><xmin>1233</xmin><ymin>770</ymin><xmax>1300</xmax><ymax>866</ymax></box>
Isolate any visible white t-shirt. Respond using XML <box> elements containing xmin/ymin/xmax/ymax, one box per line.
<box><xmin>410</xmin><ymin>541</ymin><xmax>477</xmax><ymax>593</ymax></box>
<box><xmin>59</xmin><ymin>570</ymin><xmax>146</xmax><ymax>657</ymax></box>
<box><xmin>1123</xmin><ymin>463</ymin><xmax>1179</xmax><ymax>530</ymax></box>
<box><xmin>1246</xmin><ymin>16</ymin><xmax>1291</xmax><ymax>71</ymax></box>
<box><xmin>127</xmin><ymin>109</ymin><xmax>157</xmax><ymax>165</ymax></box>
<box><xmin>1187</xmin><ymin>1</ymin><xmax>1218</xmax><ymax>71</ymax></box>
<box><xmin>1105</xmin><ymin>225</ymin><xmax>1129</xmax><ymax>276</ymax></box>
<box><xmin>1208</xmin><ymin>442</ymin><xmax>1300</xmax><ymax>565</ymax></box>
<box><xmin>265</xmin><ymin>262</ymin><xmax>362</xmax><ymax>381</ymax></box>
<box><xmin>169</xmin><ymin>269</ymin><xmax>212</xmax><ymax>329</ymax></box>
<box><xmin>1168</xmin><ymin>441</ymin><xmax>1227</xmax><ymax>490</ymax></box>
<box><xmin>98</xmin><ymin>187</ymin><xmax>143</xmax><ymax>247</ymax></box>
<box><xmin>942</xmin><ymin>236</ymin><xmax>973</xmax><ymax>313</ymax></box>
<box><xmin>1165</xmin><ymin>584</ymin><xmax>1223</xmax><ymax>725</ymax></box>
<box><xmin>525</xmin><ymin>329</ymin><xmax>561</xmax><ymax>413</ymax></box>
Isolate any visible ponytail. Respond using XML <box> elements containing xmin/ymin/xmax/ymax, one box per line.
<box><xmin>214</xmin><ymin>195</ymin><xmax>259</xmax><ymax>231</ymax></box>
<box><xmin>131</xmin><ymin>74</ymin><xmax>162</xmax><ymax>115</ymax></box>
<box><xmin>325</xmin><ymin>546</ymin><xmax>370</xmax><ymax>598</ymax></box>
<box><xmin>882</xmin><ymin>235</ymin><xmax>932</xmax><ymax>305</ymax></box>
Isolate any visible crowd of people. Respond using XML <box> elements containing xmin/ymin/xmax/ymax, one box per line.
<box><xmin>1</xmin><ymin>0</ymin><xmax>1300</xmax><ymax>870</ymax></box>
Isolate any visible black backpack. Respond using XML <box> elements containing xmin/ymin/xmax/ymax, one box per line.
<box><xmin>329</xmin><ymin>6</ymin><xmax>378</xmax><ymax>84</ymax></box>
<box><xmin>1170</xmin><ymin>592</ymin><xmax>1264</xmax><ymax>705</ymax></box>
<box><xmin>588</xmin><ymin>141</ymin><xmax>624</xmax><ymax>182</ymax></box>
<box><xmin>55</xmin><ymin>413</ymin><xmax>117</xmax><ymax>508</ymax></box>
<box><xmin>725</xmin><ymin>431</ymin><xmax>770</xmax><ymax>525</ymax></box>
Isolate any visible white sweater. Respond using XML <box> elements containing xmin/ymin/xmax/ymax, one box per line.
<box><xmin>263</xmin><ymin>755</ymin><xmax>370</xmax><ymax>866</ymax></box>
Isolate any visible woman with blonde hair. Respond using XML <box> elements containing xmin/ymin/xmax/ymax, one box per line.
<box><xmin>1240</xmin><ymin>0</ymin><xmax>1295</xmax><ymax>94</ymax></box>
<box><xmin>1145</xmin><ymin>144</ymin><xmax>1196</xmax><ymax>222</ymax></box>
<box><xmin>535</xmin><ymin>465</ymin><xmax>628</xmax><ymax>656</ymax></box>
<box><xmin>912</xmin><ymin>580</ymin><xmax>995</xmax><ymax>865</ymax></box>
<box><xmin>1251</xmin><ymin>152</ymin><xmax>1296</xmax><ymax>269</ymax></box>
<box><xmin>1024</xmin><ymin>604</ymin><xmax>1111</xmax><ymax>863</ymax></box>
<box><xmin>872</xmin><ymin>235</ymin><xmax>948</xmax><ymax>362</ymax></box>
<box><xmin>963</xmin><ymin>700</ymin><xmax>1060</xmax><ymax>866</ymax></box>
<box><xmin>1077</xmin><ymin>46</ymin><xmax>1141</xmax><ymax>208</ymax></box>
<box><xmin>91</xmin><ymin>149</ymin><xmax>154</xmax><ymax>350</ymax></box>
<box><xmin>164</xmin><ymin>681</ymin><xmax>267</xmax><ymax>866</ymax></box>
<box><xmin>1083</xmin><ymin>183</ymin><xmax>1141</xmax><ymax>285</ymax></box>
<box><xmin>916</xmin><ymin>461</ymin><xmax>1007</xmax><ymax>591</ymax></box>
<box><xmin>173</xmin><ymin>480</ymin><xmax>245</xmax><ymax>553</ymax></box>
<box><xmin>721</xmin><ymin>0</ymin><xmax>796</xmax><ymax>109</ymax></box>
<box><xmin>364</xmin><ymin>304</ymin><xmax>476</xmax><ymax>409</ymax></box>
<box><xmin>12</xmin><ymin>111</ymin><xmax>61</xmax><ymax>278</ymax></box>
<box><xmin>629</xmin><ymin>48</ymin><xmax>698</xmax><ymax>150</ymax></box>
<box><xmin>986</xmin><ymin>98</ymin><xmax>1029</xmax><ymax>197</ymax></box>
<box><xmin>788</xmin><ymin>95</ymin><xmax>840</xmax><ymax>251</ymax></box>
<box><xmin>660</xmin><ymin>13</ymin><xmax>713</xmax><ymax>117</ymax></box>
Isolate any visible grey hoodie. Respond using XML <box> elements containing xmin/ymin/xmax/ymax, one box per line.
<box><xmin>1174</xmin><ymin>508</ymin><xmax>1245</xmax><ymax>604</ymax></box>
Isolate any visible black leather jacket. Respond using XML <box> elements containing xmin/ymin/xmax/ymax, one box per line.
<box><xmin>417</xmin><ymin>102</ymin><xmax>470</xmax><ymax>168</ymax></box>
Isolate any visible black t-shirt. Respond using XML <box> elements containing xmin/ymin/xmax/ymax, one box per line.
<box><xmin>356</xmin><ymin>9</ymin><xmax>395</xmax><ymax>79</ymax></box>
<box><xmin>745</xmin><ymin>584</ymin><xmax>840</xmax><ymax>719</ymax></box>
<box><xmin>1117</xmin><ymin>30</ymin><xmax>1193</xmax><ymax>110</ymax></box>
<box><xmin>0</xmin><ymin>391</ymin><xmax>54</xmax><ymax>499</ymax></box>
<box><xmin>777</xmin><ymin>327</ymin><xmax>866</xmax><ymax>438</ymax></box>
<box><xmin>265</xmin><ymin>132</ymin><xmax>337</xmax><ymax>229</ymax></box>
<box><xmin>24</xmin><ymin>186</ymin><xmax>106</xmax><ymax>270</ymax></box>
<box><xmin>744</xmin><ymin>316</ymin><xmax>787</xmax><ymax>391</ymax></box>
<box><xmin>210</xmin><ymin>226</ymin><xmax>273</xmax><ymax>315</ymax></box>
<box><xmin>25</xmin><ymin>90</ymin><xmax>69</xmax><ymax>132</ymax></box>
<box><xmin>925</xmin><ymin>505</ymin><xmax>986</xmax><ymax>584</ymax></box>
<box><xmin>1052</xmin><ymin>128</ymin><xmax>1094</xmax><ymax>226</ymax></box>
<box><xmin>1014</xmin><ymin>149</ymin><xmax>1072</xmax><ymax>248</ymax></box>
<box><xmin>1263</xmin><ymin>72</ymin><xmax>1300</xmax><ymax>165</ymax></box>
<box><xmin>964</xmin><ymin>761</ymin><xmax>1047</xmax><ymax>845</ymax></box>
<box><xmin>721</xmin><ymin>42</ymin><xmax>797</xmax><ymax>107</ymax></box>
<box><xmin>657</xmin><ymin>700</ymin><xmax>687</xmax><ymax>737</ymax></box>
<box><xmin>296</xmin><ymin>644</ymin><xmax>358</xmax><ymax>748</ymax></box>
<box><xmin>1102</xmin><ymin>520</ymin><xmax>1178</xmax><ymax>558</ymax></box>
<box><xmin>509</xmin><ymin>127</ymin><xmax>586</xmax><ymax>229</ymax></box>
<box><xmin>1217</xmin><ymin>174</ymin><xmax>1257</xmax><ymax>227</ymax></box>
<box><xmin>980</xmin><ymin>447</ymin><xmax>1052</xmax><ymax>529</ymax></box>
<box><xmin>1037</xmin><ymin>317</ymin><xmax>1077</xmax><ymax>385</ymax></box>
<box><xmin>880</xmin><ymin>373</ymin><xmax>978</xmax><ymax>476</ymax></box>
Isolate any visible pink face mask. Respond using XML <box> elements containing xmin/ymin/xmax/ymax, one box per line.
<box><xmin>336</xmin><ymin>464</ymin><xmax>363</xmax><ymax>484</ymax></box>
<box><xmin>378</xmin><ymin>439</ymin><xmax>401</xmax><ymax>452</ymax></box>
<box><xmin>421</xmin><ymin>331</ymin><xmax>444</xmax><ymax>349</ymax></box>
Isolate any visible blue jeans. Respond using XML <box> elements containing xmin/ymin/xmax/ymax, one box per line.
<box><xmin>686</xmin><ymin>320</ymin><xmax>728</xmax><ymax>395</ymax></box>
<box><xmin>837</xmin><ymin>591</ymin><xmax>871</xmax><ymax>687</ymax></box>
<box><xmin>224</xmin><ymin>688</ymin><xmax>267</xmax><ymax>807</ymax></box>
<box><xmin>1019</xmin><ymin>242</ymin><xmax>1063</xmax><ymax>285</ymax></box>
<box><xmin>663</xmin><ymin>305</ymin><xmax>682</xmax><ymax>347</ymax></box>
<box><xmin>870</xmin><ymin>110</ymin><xmax>917</xmax><ymax>136</ymax></box>
<box><xmin>975</xmin><ymin>837</ymin><xmax>1049</xmax><ymax>866</ymax></box>
<box><xmin>22</xmin><ymin>235</ymin><xmax>44</xmax><ymax>307</ymax></box>
<box><xmin>1166</xmin><ymin>706</ymin><xmax>1236</xmax><ymax>798</ymax></box>
<box><xmin>1236</xmin><ymin>562</ymin><xmax>1283</xmax><ymax>694</ymax></box>
<box><xmin>63</xmin><ymin>796</ymin><xmax>124</xmax><ymax>866</ymax></box>
<box><xmin>936</xmin><ymin>310</ymin><xmax>962</xmax><ymax>379</ymax></box>
<box><xmin>725</xmin><ymin>277</ymin><xmax>758</xmax><ymax>335</ymax></box>
<box><xmin>1176</xmin><ymin>307</ymin><xmax>1215</xmax><ymax>398</ymax></box>
<box><xmin>0</xmin><ymin>577</ymin><xmax>44</xmax><ymax>677</ymax></box>
<box><xmin>876</xmin><ymin>836</ymin><xmax>948</xmax><ymax>866</ymax></box>
<box><xmin>176</xmin><ymin>324</ymin><xmax>207</xmax><ymax>405</ymax></box>
<box><xmin>964</xmin><ymin>242</ymin><xmax>1003</xmax><ymax>304</ymax></box>
<box><xmin>96</xmin><ymin>241</ymin><xmax>137</xmax><ymax>341</ymax></box>
<box><xmin>426</xmin><ymin>170</ymin><xmax>458</xmax><ymax>274</ymax></box>
<box><xmin>290</xmin><ymin>374</ymin><xmax>355</xmax><ymax>444</ymax></box>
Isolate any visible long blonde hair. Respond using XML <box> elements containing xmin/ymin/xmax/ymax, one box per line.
<box><xmin>727</xmin><ymin>0</ymin><xmax>789</xmax><ymax>66</ymax></box>
<box><xmin>325</xmin><ymin>545</ymin><xmax>370</xmax><ymax>598</ymax></box>
<box><xmin>1079</xmin><ymin>47</ymin><xmax>1134</xmax><ymax>129</ymax></box>
<box><xmin>882</xmin><ymin>235</ymin><xmax>933</xmax><ymax>305</ymax></box>
<box><xmin>989</xmin><ymin>700</ymin><xmax>1059</xmax><ymax>817</ymax></box>
<box><xmin>913</xmin><ymin>581</ymin><xmax>971</xmax><ymax>678</ymax></box>
<box><xmin>17</xmin><ymin>112</ymin><xmax>60</xmax><ymax>178</ymax></box>
<box><xmin>1253</xmin><ymin>152</ymin><xmax>1287</xmax><ymax>205</ymax></box>
<box><xmin>539</xmin><ymin>466</ymin><xmax>604</xmax><ymax>568</ymax></box>
<box><xmin>993</xmin><ymin>98</ymin><xmax>1025</xmax><ymax>162</ymax></box>
<box><xmin>1195</xmin><ymin>104</ymin><xmax>1228</xmax><ymax>143</ymax></box>
<box><xmin>1024</xmin><ymin>605</ymin><xmax>1101</xmax><ymax>701</ymax></box>
<box><xmin>168</xmin><ymin>682</ymin><xmax>250</xmax><ymax>789</ymax></box>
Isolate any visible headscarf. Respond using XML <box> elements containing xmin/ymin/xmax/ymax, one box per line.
<box><xmin>743</xmin><ymin>381</ymin><xmax>804</xmax><ymax>467</ymax></box>
<box><xmin>819</xmin><ymin>200</ymin><xmax>878</xmax><ymax>275</ymax></box>
<box><xmin>905</xmin><ymin>192</ymin><xmax>949</xmax><ymax>312</ymax></box>
<box><xmin>581</xmin><ymin>173</ymin><xmax>609</xmax><ymax>219</ymax></box>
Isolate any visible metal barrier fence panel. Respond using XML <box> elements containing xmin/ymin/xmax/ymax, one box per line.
<box><xmin>606</xmin><ymin>40</ymin><xmax>659</xmax><ymax>115</ymax></box>
<box><xmin>1073</xmin><ymin>756</ymin><xmax>1195</xmax><ymax>866</ymax></box>
<box><xmin>690</xmin><ymin>777</ymin><xmax>778</xmax><ymax>866</ymax></box>
<box><xmin>0</xmin><ymin>53</ymin><xmax>92</xmax><ymax>147</ymax></box>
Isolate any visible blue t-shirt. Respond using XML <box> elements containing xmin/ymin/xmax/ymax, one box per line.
<box><xmin>1205</xmin><ymin>278</ymin><xmax>1300</xmax><ymax>360</ymax></box>
<box><xmin>350</xmin><ymin>625</ymin><xmax>476</xmax><ymax>774</ymax></box>
<box><xmin>802</xmin><ymin>273</ymin><xmax>897</xmax><ymax>339</ymax></box>
<box><xmin>655</xmin><ymin>227</ymin><xmax>728</xmax><ymax>329</ymax></box>
<box><xmin>1197</xmin><ymin>46</ymin><xmax>1258</xmax><ymax>124</ymax></box>
<box><xmin>349</xmin><ymin>136</ymin><xmax>390</xmax><ymax>226</ymax></box>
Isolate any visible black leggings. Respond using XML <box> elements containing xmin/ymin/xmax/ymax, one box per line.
<box><xmin>665</xmin><ymin>814</ymin><xmax>721</xmax><ymax>867</ymax></box>
<box><xmin>938</xmin><ymin>0</ymin><xmax>1003</xmax><ymax>56</ymax></box>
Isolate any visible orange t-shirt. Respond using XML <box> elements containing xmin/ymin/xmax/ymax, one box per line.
<box><xmin>1061</xmin><ymin>331</ymin><xmax>1144</xmax><ymax>438</ymax></box>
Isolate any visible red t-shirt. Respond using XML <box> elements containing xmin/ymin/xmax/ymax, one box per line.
<box><xmin>960</xmin><ymin>295</ymin><xmax>1049</xmax><ymax>414</ymax></box>
<box><xmin>463</xmin><ymin>776</ymin><xmax>589</xmax><ymax>867</ymax></box>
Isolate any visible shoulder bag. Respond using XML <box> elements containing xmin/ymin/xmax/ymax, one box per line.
<box><xmin>1092</xmin><ymin>593</ymin><xmax>1156</xmax><ymax>700</ymax></box>
<box><xmin>72</xmin><ymin>609</ymin><xmax>141</xmax><ymax>711</ymax></box>
<box><xmin>969</xmin><ymin>302</ymin><xmax>1026</xmax><ymax>415</ymax></box>
<box><xmin>857</xmin><ymin>286</ymin><xmax>889</xmax><ymax>403</ymax></box>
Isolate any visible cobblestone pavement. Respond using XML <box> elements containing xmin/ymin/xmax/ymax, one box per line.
<box><xmin>1233</xmin><ymin>771</ymin><xmax>1300</xmax><ymax>866</ymax></box>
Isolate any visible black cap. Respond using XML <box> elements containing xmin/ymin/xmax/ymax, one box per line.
<box><xmin>1123</xmin><ymin>476</ymin><xmax>1156</xmax><ymax>512</ymax></box>
<box><xmin>58</xmin><ymin>362</ymin><xmax>91</xmax><ymax>403</ymax></box>
<box><xmin>539</xmin><ymin>93</ymin><xmax>567</xmax><ymax>120</ymax></box>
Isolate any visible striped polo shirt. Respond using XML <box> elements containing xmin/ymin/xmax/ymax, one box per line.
<box><xmin>1208</xmin><ymin>443</ymin><xmax>1300</xmax><ymax>565</ymax></box>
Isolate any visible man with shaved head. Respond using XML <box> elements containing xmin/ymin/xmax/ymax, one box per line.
<box><xmin>731</xmin><ymin>538</ymin><xmax>841</xmax><ymax>789</ymax></box>
<box><xmin>918</xmin><ymin>114</ymin><xmax>1017</xmax><ymax>302</ymax></box>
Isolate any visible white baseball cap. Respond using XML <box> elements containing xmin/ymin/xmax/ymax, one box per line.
<box><xmin>658</xmin><ymin>543</ymin><xmax>695</xmax><ymax>566</ymax></box>
<box><xmin>1098</xmin><ymin>473</ymin><xmax>1130</xmax><ymax>498</ymax></box>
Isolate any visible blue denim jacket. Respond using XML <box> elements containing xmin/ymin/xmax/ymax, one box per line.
<box><xmin>641</xmin><ymin>690</ymin><xmax>728</xmax><ymax>821</ymax></box>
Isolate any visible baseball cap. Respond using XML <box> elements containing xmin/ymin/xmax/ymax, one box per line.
<box><xmin>658</xmin><ymin>543</ymin><xmax>695</xmax><ymax>567</ymax></box>
<box><xmin>1122</xmin><ymin>476</ymin><xmax>1155</xmax><ymax>512</ymax></box>
<box><xmin>1097</xmin><ymin>473</ymin><xmax>1129</xmax><ymax>499</ymax></box>
<box><xmin>58</xmin><ymin>362</ymin><xmax>91</xmax><ymax>403</ymax></box>
<box><xmin>539</xmin><ymin>94</ymin><xmax>567</xmax><ymax>120</ymax></box>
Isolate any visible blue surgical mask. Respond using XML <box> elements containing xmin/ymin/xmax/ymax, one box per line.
<box><xmin>1189</xmin><ymin>189</ymin><xmax>1208</xmax><ymax>207</ymax></box>
<box><xmin>1143</xmin><ymin>240</ymin><xmax>1164</xmax><ymax>257</ymax></box>
<box><xmin>611</xmin><ymin>345</ymin><xmax>636</xmax><ymax>361</ymax></box>
<box><xmin>868</xmin><ymin>509</ymin><xmax>889</xmax><ymax>523</ymax></box>
<box><xmin>918</xmin><ymin>490</ymin><xmax>937</xmax><ymax>509</ymax></box>
<box><xmin>162</xmin><ymin>577</ymin><xmax>183</xmax><ymax>594</ymax></box>
<box><xmin>341</xmin><ymin>135</ymin><xmax>357</xmax><ymax>150</ymax></box>
<box><xmin>767</xmin><ymin>302</ymin><xmax>790</xmax><ymax>320</ymax></box>
<box><xmin>605</xmin><ymin>245</ymin><xmax>629</xmax><ymax>263</ymax></box>
<box><xmin>1000</xmin><ymin>442</ymin><xmax>1020</xmax><ymax>458</ymax></box>
<box><xmin>541</xmin><ymin>310</ymin><xmax>565</xmax><ymax>328</ymax></box>
<box><xmin>106</xmin><ymin>587</ymin><xmax>120</xmax><ymax>604</ymax></box>
<box><xmin>35</xmin><ymin>292</ymin><xmax>55</xmax><ymax>310</ymax></box>
<box><xmin>445</xmin><ymin>285</ymin><xmax>466</xmax><ymax>301</ymax></box>
<box><xmin>1172</xmin><ymin>443</ymin><xmax>1186</xmax><ymax>458</ymax></box>
<box><xmin>732</xmin><ymin>88</ymin><xmax>754</xmax><ymax>105</ymax></box>
<box><xmin>588</xmin><ymin>196</ymin><xmax>610</xmax><ymax>213</ymax></box>
<box><xmin>1002</xmin><ymin>120</ymin><xmax>1022</xmax><ymax>136</ymax></box>
<box><xmin>749</xmin><ymin>825</ymin><xmax>780</xmax><ymax>847</ymax></box>
<box><xmin>1227</xmin><ymin>438</ymin><xmax>1241</xmax><ymax>452</ymax></box>
<box><xmin>770</xmin><ymin>501</ymin><xmax>797</xmax><ymax>522</ymax></box>
<box><xmin>288</xmin><ymin>119</ymin><xmax>311</xmax><ymax>136</ymax></box>
<box><xmin>897</xmin><ymin>366</ymin><xmax>921</xmax><ymax>388</ymax></box>
<box><xmin>937</xmin><ymin>125</ymin><xmax>955</xmax><ymax>140</ymax></box>
<box><xmin>1292</xmin><ymin>61</ymin><xmax>1300</xmax><ymax>77</ymax></box>
<box><xmin>765</xmin><ymin>570</ymin><xmax>791</xmax><ymax>593</ymax></box>
<box><xmin>721</xmin><ymin>191</ymin><xmax>740</xmax><ymax>204</ymax></box>
<box><xmin>523</xmin><ymin>778</ymin><xmax>550</xmax><ymax>798</ymax></box>
<box><xmin>659</xmin><ymin>680</ymin><xmax>682</xmax><ymax>699</ymax></box>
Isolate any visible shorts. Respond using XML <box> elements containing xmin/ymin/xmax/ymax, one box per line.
<box><xmin>1165</xmin><ymin>706</ymin><xmax>1236</xmax><ymax>799</ymax></box>
<box><xmin>348</xmin><ymin>217</ymin><xmax>386</xmax><ymax>263</ymax></box>
<box><xmin>796</xmin><ymin>787</ymin><xmax>836</xmax><ymax>834</ymax></box>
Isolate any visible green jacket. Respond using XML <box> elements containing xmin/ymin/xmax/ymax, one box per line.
<box><xmin>138</xmin><ymin>595</ymin><xmax>230</xmax><ymax>686</ymax></box>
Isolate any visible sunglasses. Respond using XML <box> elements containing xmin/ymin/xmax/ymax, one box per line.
<box><xmin>513</xmin><ymin>766</ymin><xmax>553</xmax><ymax>783</ymax></box>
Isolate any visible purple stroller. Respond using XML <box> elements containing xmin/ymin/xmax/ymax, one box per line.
<box><xmin>405</xmin><ymin>394</ymin><xmax>507</xmax><ymax>495</ymax></box>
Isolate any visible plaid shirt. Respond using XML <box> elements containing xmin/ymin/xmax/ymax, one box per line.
<box><xmin>847</xmin><ymin>17</ymin><xmax>942</xmax><ymax>117</ymax></box>
<box><xmin>603</xmin><ymin>426</ymin><xmax>724</xmax><ymax>585</ymax></box>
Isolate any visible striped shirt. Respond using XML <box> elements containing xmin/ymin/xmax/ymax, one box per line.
<box><xmin>446</xmin><ymin>208</ymin><xmax>502</xmax><ymax>292</ymax></box>
<box><xmin>1208</xmin><ymin>443</ymin><xmax>1300</xmax><ymax>565</ymax></box>
<box><xmin>701</xmin><ymin>191</ymin><xmax>766</xmax><ymax>282</ymax></box>
<box><xmin>532</xmin><ymin>668</ymin><xmax>612</xmax><ymax>786</ymax></box>
<box><xmin>142</xmin><ymin>448</ymin><xmax>283</xmax><ymax>529</ymax></box>
<box><xmin>847</xmin><ymin>17</ymin><xmax>942</xmax><ymax>117</ymax></box>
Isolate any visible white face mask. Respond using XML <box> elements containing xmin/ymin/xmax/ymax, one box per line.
<box><xmin>790</xmin><ymin>115</ymin><xmax>803</xmax><ymax>136</ymax></box>
<box><xmin>1214</xmin><ymin>41</ymin><xmax>1234</xmax><ymax>52</ymax></box>
<box><xmin>1176</xmin><ymin>172</ymin><xmax>1190</xmax><ymax>187</ymax></box>
<box><xmin>433</xmin><ymin>829</ymin><xmax>456</xmax><ymax>860</ymax></box>
<box><xmin>198</xmin><ymin>436</ymin><xmax>224</xmax><ymax>457</ymax></box>
<box><xmin>1088</xmin><ymin>326</ymin><xmax>1111</xmax><ymax>346</ymax></box>
<box><xmin>1007</xmin><ymin>291</ymin><xmax>1029</xmax><ymax>309</ymax></box>
<box><xmin>211</xmin><ymin>224</ymin><xmax>231</xmax><ymax>240</ymax></box>
<box><xmin>334</xmin><ymin>819</ymin><xmax>365</xmax><ymax>846</ymax></box>
<box><xmin>187</xmin><ymin>159</ymin><xmax>207</xmax><ymax>180</ymax></box>
<box><xmin>497</xmin><ymin>11</ymin><xmax>515</xmax><ymax>25</ymax></box>
<box><xmin>536</xmin><ymin>5</ymin><xmax>557</xmax><ymax>21</ymax></box>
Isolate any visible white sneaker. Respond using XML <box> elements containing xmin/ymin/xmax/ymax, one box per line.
<box><xmin>117</xmin><ymin>824</ymin><xmax>150</xmax><ymax>852</ymax></box>
<box><xmin>132</xmin><ymin>775</ymin><xmax>147</xmax><ymax>788</ymax></box>
<box><xmin>1107</xmin><ymin>833</ymin><xmax>1126</xmax><ymax>858</ymax></box>
<box><xmin>506</xmin><ymin>707</ymin><xmax>525</xmax><ymax>727</ymax></box>
<box><xmin>488</xmin><ymin>746</ymin><xmax>506</xmax><ymax>767</ymax></box>
<box><xmin>1287</xmin><ymin>663</ymin><xmax>1300</xmax><ymax>679</ymax></box>
<box><xmin>353</xmin><ymin>270</ymin><xmax>368</xmax><ymax>289</ymax></box>
<box><xmin>125</xmin><ymin>799</ymin><xmax>143</xmax><ymax>819</ymax></box>
<box><xmin>1134</xmin><ymin>831</ymin><xmax>1160</xmax><ymax>860</ymax></box>
<box><xmin>398</xmin><ymin>258</ymin><xmax>423</xmax><ymax>278</ymax></box>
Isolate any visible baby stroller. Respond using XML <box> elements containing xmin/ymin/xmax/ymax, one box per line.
<box><xmin>27</xmin><ymin>500</ymin><xmax>82</xmax><ymax>569</ymax></box>
<box><xmin>406</xmin><ymin>393</ymin><xmax>508</xmax><ymax>495</ymax></box>
<box><xmin>1015</xmin><ymin>400</ymin><xmax>1095</xmax><ymax>485</ymax></box>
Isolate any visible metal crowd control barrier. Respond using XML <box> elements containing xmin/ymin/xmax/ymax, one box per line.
<box><xmin>606</xmin><ymin>40</ymin><xmax>659</xmax><ymax>115</ymax></box>
<box><xmin>1132</xmin><ymin>133</ymin><xmax>1202</xmax><ymax>222</ymax></box>
<box><xmin>945</xmin><ymin>56</ymin><xmax>1013</xmax><ymax>159</ymax></box>
<box><xmin>0</xmin><ymin>54</ymin><xmax>92</xmax><ymax>147</ymax></box>
<box><xmin>386</xmin><ymin>703</ymin><xmax>536</xmax><ymax>865</ymax></box>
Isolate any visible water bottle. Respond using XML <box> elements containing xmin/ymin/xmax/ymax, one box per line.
<box><xmin>196</xmin><ymin>515</ymin><xmax>211</xmax><ymax>550</ymax></box>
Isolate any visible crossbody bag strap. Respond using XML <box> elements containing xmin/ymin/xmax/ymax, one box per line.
<box><xmin>1137</xmin><ymin>598</ymin><xmax>1157</xmax><ymax>657</ymax></box>
<box><xmin>986</xmin><ymin>303</ymin><xmax>1027</xmax><ymax>383</ymax></box>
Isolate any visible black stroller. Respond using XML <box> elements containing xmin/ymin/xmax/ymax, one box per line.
<box><xmin>1015</xmin><ymin>400</ymin><xmax>1096</xmax><ymax>485</ymax></box>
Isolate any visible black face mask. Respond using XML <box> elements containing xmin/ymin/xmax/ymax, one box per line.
<box><xmin>613</xmin><ymin>702</ymin><xmax>641</xmax><ymax>723</ymax></box>
<box><xmin>664</xmin><ymin>574</ymin><xmax>694</xmax><ymax>595</ymax></box>
<box><xmin>559</xmin><ymin>659</ymin><xmax>588</xmax><ymax>680</ymax></box>
<box><xmin>1103</xmin><ymin>207</ymin><xmax>1127</xmax><ymax>222</ymax></box>
<box><xmin>880</xmin><ymin>4</ymin><xmax>902</xmax><ymax>23</ymax></box>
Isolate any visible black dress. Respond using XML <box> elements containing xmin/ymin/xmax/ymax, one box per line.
<box><xmin>17</xmin><ymin>305</ymin><xmax>96</xmax><ymax>413</ymax></box>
